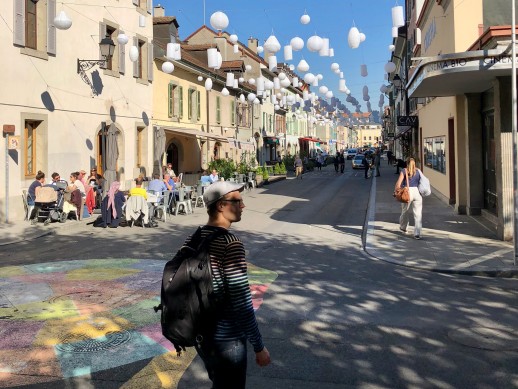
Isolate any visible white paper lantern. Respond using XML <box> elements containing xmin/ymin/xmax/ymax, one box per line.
<box><xmin>345</xmin><ymin>88</ymin><xmax>351</xmax><ymax>95</ymax></box>
<box><xmin>330</xmin><ymin>63</ymin><xmax>340</xmax><ymax>71</ymax></box>
<box><xmin>312</xmin><ymin>78</ymin><xmax>318</xmax><ymax>87</ymax></box>
<box><xmin>257</xmin><ymin>77</ymin><xmax>265</xmax><ymax>91</ymax></box>
<box><xmin>360</xmin><ymin>64</ymin><xmax>368</xmax><ymax>77</ymax></box>
<box><xmin>229</xmin><ymin>34</ymin><xmax>238</xmax><ymax>44</ymax></box>
<box><xmin>117</xmin><ymin>33</ymin><xmax>129</xmax><ymax>45</ymax></box>
<box><xmin>280</xmin><ymin>78</ymin><xmax>291</xmax><ymax>87</ymax></box>
<box><xmin>319</xmin><ymin>38</ymin><xmax>330</xmax><ymax>56</ymax></box>
<box><xmin>268</xmin><ymin>55</ymin><xmax>278</xmax><ymax>72</ymax></box>
<box><xmin>265</xmin><ymin>80</ymin><xmax>274</xmax><ymax>90</ymax></box>
<box><xmin>215</xmin><ymin>52</ymin><xmax>223</xmax><ymax>69</ymax></box>
<box><xmin>129</xmin><ymin>46</ymin><xmax>139</xmax><ymax>62</ymax></box>
<box><xmin>392</xmin><ymin>6</ymin><xmax>405</xmax><ymax>28</ymax></box>
<box><xmin>240</xmin><ymin>94</ymin><xmax>246</xmax><ymax>103</ymax></box>
<box><xmin>197</xmin><ymin>76</ymin><xmax>203</xmax><ymax>82</ymax></box>
<box><xmin>248</xmin><ymin>78</ymin><xmax>256</xmax><ymax>85</ymax></box>
<box><xmin>307</xmin><ymin>35</ymin><xmax>324</xmax><ymax>52</ymax></box>
<box><xmin>289</xmin><ymin>64</ymin><xmax>295</xmax><ymax>71</ymax></box>
<box><xmin>257</xmin><ymin>46</ymin><xmax>264</xmax><ymax>54</ymax></box>
<box><xmin>167</xmin><ymin>43</ymin><xmax>181</xmax><ymax>61</ymax></box>
<box><xmin>292</xmin><ymin>77</ymin><xmax>299</xmax><ymax>87</ymax></box>
<box><xmin>253</xmin><ymin>98</ymin><xmax>260</xmax><ymax>105</ymax></box>
<box><xmin>245</xmin><ymin>64</ymin><xmax>252</xmax><ymax>72</ymax></box>
<box><xmin>210</xmin><ymin>11</ymin><xmax>229</xmax><ymax>31</ymax></box>
<box><xmin>290</xmin><ymin>37</ymin><xmax>304</xmax><ymax>51</ymax></box>
<box><xmin>221</xmin><ymin>87</ymin><xmax>230</xmax><ymax>96</ymax></box>
<box><xmin>297</xmin><ymin>59</ymin><xmax>310</xmax><ymax>72</ymax></box>
<box><xmin>329</xmin><ymin>48</ymin><xmax>335</xmax><ymax>57</ymax></box>
<box><xmin>317</xmin><ymin>74</ymin><xmax>324</xmax><ymax>81</ymax></box>
<box><xmin>207</xmin><ymin>48</ymin><xmax>219</xmax><ymax>68</ymax></box>
<box><xmin>348</xmin><ymin>27</ymin><xmax>361</xmax><ymax>49</ymax></box>
<box><xmin>384</xmin><ymin>61</ymin><xmax>396</xmax><ymax>73</ymax></box>
<box><xmin>326</xmin><ymin>91</ymin><xmax>333</xmax><ymax>99</ymax></box>
<box><xmin>226</xmin><ymin>72</ymin><xmax>234</xmax><ymax>87</ymax></box>
<box><xmin>303</xmin><ymin>90</ymin><xmax>309</xmax><ymax>100</ymax></box>
<box><xmin>359</xmin><ymin>33</ymin><xmax>366</xmax><ymax>43</ymax></box>
<box><xmin>303</xmin><ymin>73</ymin><xmax>315</xmax><ymax>84</ymax></box>
<box><xmin>205</xmin><ymin>78</ymin><xmax>213</xmax><ymax>91</ymax></box>
<box><xmin>274</xmin><ymin>77</ymin><xmax>281</xmax><ymax>90</ymax></box>
<box><xmin>238</xmin><ymin>77</ymin><xmax>244</xmax><ymax>83</ymax></box>
<box><xmin>300</xmin><ymin>13</ymin><xmax>310</xmax><ymax>24</ymax></box>
<box><xmin>264</xmin><ymin>35</ymin><xmax>281</xmax><ymax>53</ymax></box>
<box><xmin>161</xmin><ymin>61</ymin><xmax>174</xmax><ymax>73</ymax></box>
<box><xmin>139</xmin><ymin>15</ymin><xmax>146</xmax><ymax>27</ymax></box>
<box><xmin>389</xmin><ymin>44</ymin><xmax>396</xmax><ymax>52</ymax></box>
<box><xmin>340</xmin><ymin>72</ymin><xmax>344</xmax><ymax>78</ymax></box>
<box><xmin>392</xmin><ymin>26</ymin><xmax>399</xmax><ymax>38</ymax></box>
<box><xmin>339</xmin><ymin>79</ymin><xmax>347</xmax><ymax>92</ymax></box>
<box><xmin>233</xmin><ymin>44</ymin><xmax>239</xmax><ymax>54</ymax></box>
<box><xmin>54</xmin><ymin>10</ymin><xmax>72</xmax><ymax>30</ymax></box>
<box><xmin>284</xmin><ymin>45</ymin><xmax>293</xmax><ymax>61</ymax></box>
<box><xmin>275</xmin><ymin>104</ymin><xmax>280</xmax><ymax>110</ymax></box>
<box><xmin>247</xmin><ymin>93</ymin><xmax>257</xmax><ymax>102</ymax></box>
<box><xmin>278</xmin><ymin>72</ymin><xmax>287</xmax><ymax>80</ymax></box>
<box><xmin>319</xmin><ymin>86</ymin><xmax>328</xmax><ymax>94</ymax></box>
<box><xmin>233</xmin><ymin>79</ymin><xmax>238</xmax><ymax>88</ymax></box>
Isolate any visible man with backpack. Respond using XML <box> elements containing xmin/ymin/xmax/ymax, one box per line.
<box><xmin>158</xmin><ymin>181</ymin><xmax>270</xmax><ymax>389</ymax></box>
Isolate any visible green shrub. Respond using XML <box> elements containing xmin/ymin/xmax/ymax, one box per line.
<box><xmin>273</xmin><ymin>163</ymin><xmax>280</xmax><ymax>175</ymax></box>
<box><xmin>208</xmin><ymin>159</ymin><xmax>236</xmax><ymax>181</ymax></box>
<box><xmin>280</xmin><ymin>162</ymin><xmax>287</xmax><ymax>174</ymax></box>
<box><xmin>262</xmin><ymin>164</ymin><xmax>270</xmax><ymax>179</ymax></box>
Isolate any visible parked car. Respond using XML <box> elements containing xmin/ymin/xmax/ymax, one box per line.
<box><xmin>346</xmin><ymin>148</ymin><xmax>357</xmax><ymax>160</ymax></box>
<box><xmin>352</xmin><ymin>155</ymin><xmax>365</xmax><ymax>169</ymax></box>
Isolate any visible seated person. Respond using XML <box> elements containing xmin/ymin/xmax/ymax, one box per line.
<box><xmin>28</xmin><ymin>171</ymin><xmax>45</xmax><ymax>206</ymax></box>
<box><xmin>166</xmin><ymin>163</ymin><xmax>177</xmax><ymax>181</ymax></box>
<box><xmin>129</xmin><ymin>177</ymin><xmax>148</xmax><ymax>200</ymax></box>
<box><xmin>99</xmin><ymin>181</ymin><xmax>125</xmax><ymax>228</ymax></box>
<box><xmin>209</xmin><ymin>169</ymin><xmax>219</xmax><ymax>183</ymax></box>
<box><xmin>200</xmin><ymin>170</ymin><xmax>211</xmax><ymax>185</ymax></box>
<box><xmin>69</xmin><ymin>172</ymin><xmax>86</xmax><ymax>198</ymax></box>
<box><xmin>148</xmin><ymin>173</ymin><xmax>167</xmax><ymax>193</ymax></box>
<box><xmin>49</xmin><ymin>172</ymin><xmax>61</xmax><ymax>186</ymax></box>
<box><xmin>163</xmin><ymin>173</ymin><xmax>176</xmax><ymax>191</ymax></box>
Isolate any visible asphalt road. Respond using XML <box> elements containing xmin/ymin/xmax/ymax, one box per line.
<box><xmin>2</xmin><ymin>165</ymin><xmax>518</xmax><ymax>388</ymax></box>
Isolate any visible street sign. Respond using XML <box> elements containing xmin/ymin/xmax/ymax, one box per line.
<box><xmin>397</xmin><ymin>116</ymin><xmax>419</xmax><ymax>127</ymax></box>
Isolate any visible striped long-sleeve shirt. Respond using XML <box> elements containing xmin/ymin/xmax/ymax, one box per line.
<box><xmin>185</xmin><ymin>225</ymin><xmax>264</xmax><ymax>353</ymax></box>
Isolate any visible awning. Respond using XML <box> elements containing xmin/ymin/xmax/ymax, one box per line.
<box><xmin>394</xmin><ymin>126</ymin><xmax>413</xmax><ymax>139</ymax></box>
<box><xmin>299</xmin><ymin>137</ymin><xmax>320</xmax><ymax>142</ymax></box>
<box><xmin>263</xmin><ymin>136</ymin><xmax>279</xmax><ymax>145</ymax></box>
<box><xmin>160</xmin><ymin>126</ymin><xmax>228</xmax><ymax>142</ymax></box>
<box><xmin>407</xmin><ymin>48</ymin><xmax>516</xmax><ymax>98</ymax></box>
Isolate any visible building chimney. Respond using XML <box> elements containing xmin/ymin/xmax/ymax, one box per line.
<box><xmin>154</xmin><ymin>4</ymin><xmax>165</xmax><ymax>17</ymax></box>
<box><xmin>248</xmin><ymin>37</ymin><xmax>258</xmax><ymax>54</ymax></box>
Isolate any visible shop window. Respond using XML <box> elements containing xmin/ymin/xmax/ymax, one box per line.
<box><xmin>424</xmin><ymin>136</ymin><xmax>446</xmax><ymax>174</ymax></box>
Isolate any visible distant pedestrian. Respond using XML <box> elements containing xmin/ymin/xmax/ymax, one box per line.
<box><xmin>394</xmin><ymin>157</ymin><xmax>423</xmax><ymax>239</ymax></box>
<box><xmin>387</xmin><ymin>150</ymin><xmax>393</xmax><ymax>165</ymax></box>
<box><xmin>395</xmin><ymin>158</ymin><xmax>406</xmax><ymax>174</ymax></box>
<box><xmin>339</xmin><ymin>152</ymin><xmax>345</xmax><ymax>173</ymax></box>
<box><xmin>334</xmin><ymin>152</ymin><xmax>340</xmax><ymax>172</ymax></box>
<box><xmin>316</xmin><ymin>153</ymin><xmax>324</xmax><ymax>171</ymax></box>
<box><xmin>294</xmin><ymin>155</ymin><xmax>303</xmax><ymax>179</ymax></box>
<box><xmin>361</xmin><ymin>154</ymin><xmax>370</xmax><ymax>179</ymax></box>
<box><xmin>374</xmin><ymin>151</ymin><xmax>381</xmax><ymax>177</ymax></box>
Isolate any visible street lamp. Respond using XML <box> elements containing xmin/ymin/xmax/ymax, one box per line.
<box><xmin>77</xmin><ymin>37</ymin><xmax>116</xmax><ymax>95</ymax></box>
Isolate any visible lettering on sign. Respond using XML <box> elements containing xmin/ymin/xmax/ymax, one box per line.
<box><xmin>397</xmin><ymin>116</ymin><xmax>419</xmax><ymax>127</ymax></box>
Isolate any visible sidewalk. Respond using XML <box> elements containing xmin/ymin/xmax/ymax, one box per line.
<box><xmin>365</xmin><ymin>166</ymin><xmax>518</xmax><ymax>277</ymax></box>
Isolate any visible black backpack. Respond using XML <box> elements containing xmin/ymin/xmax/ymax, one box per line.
<box><xmin>154</xmin><ymin>227</ymin><xmax>226</xmax><ymax>355</ymax></box>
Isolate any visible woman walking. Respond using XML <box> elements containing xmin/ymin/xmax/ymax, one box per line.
<box><xmin>394</xmin><ymin>157</ymin><xmax>423</xmax><ymax>239</ymax></box>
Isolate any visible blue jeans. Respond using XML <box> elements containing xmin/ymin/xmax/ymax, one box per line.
<box><xmin>195</xmin><ymin>338</ymin><xmax>247</xmax><ymax>389</ymax></box>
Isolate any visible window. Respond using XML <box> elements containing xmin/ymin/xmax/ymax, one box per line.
<box><xmin>216</xmin><ymin>97</ymin><xmax>221</xmax><ymax>124</ymax></box>
<box><xmin>136</xmin><ymin>127</ymin><xmax>144</xmax><ymax>168</ymax></box>
<box><xmin>24</xmin><ymin>120</ymin><xmax>39</xmax><ymax>177</ymax></box>
<box><xmin>14</xmin><ymin>0</ymin><xmax>56</xmax><ymax>56</ymax></box>
<box><xmin>424</xmin><ymin>136</ymin><xmax>446</xmax><ymax>174</ymax></box>
<box><xmin>369</xmin><ymin>136</ymin><xmax>372</xmax><ymax>140</ymax></box>
<box><xmin>237</xmin><ymin>103</ymin><xmax>250</xmax><ymax>127</ymax></box>
<box><xmin>133</xmin><ymin>0</ymin><xmax>152</xmax><ymax>14</ymax></box>
<box><xmin>132</xmin><ymin>36</ymin><xmax>153</xmax><ymax>83</ymax></box>
<box><xmin>168</xmin><ymin>84</ymin><xmax>183</xmax><ymax>118</ymax></box>
<box><xmin>364</xmin><ymin>136</ymin><xmax>367</xmax><ymax>140</ymax></box>
<box><xmin>188</xmin><ymin>88</ymin><xmax>200</xmax><ymax>121</ymax></box>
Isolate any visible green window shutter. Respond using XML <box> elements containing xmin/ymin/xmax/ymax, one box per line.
<box><xmin>168</xmin><ymin>83</ymin><xmax>173</xmax><ymax>117</ymax></box>
<box><xmin>179</xmin><ymin>86</ymin><xmax>184</xmax><ymax>118</ymax></box>
<box><xmin>197</xmin><ymin>90</ymin><xmax>201</xmax><ymax>121</ymax></box>
<box><xmin>231</xmin><ymin>100</ymin><xmax>235</xmax><ymax>125</ymax></box>
<box><xmin>188</xmin><ymin>89</ymin><xmax>193</xmax><ymax>119</ymax></box>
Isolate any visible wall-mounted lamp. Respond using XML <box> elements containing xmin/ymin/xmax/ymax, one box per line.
<box><xmin>77</xmin><ymin>37</ymin><xmax>116</xmax><ymax>95</ymax></box>
<box><xmin>392</xmin><ymin>74</ymin><xmax>403</xmax><ymax>89</ymax></box>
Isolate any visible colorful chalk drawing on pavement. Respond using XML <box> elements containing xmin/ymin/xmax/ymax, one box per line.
<box><xmin>0</xmin><ymin>259</ymin><xmax>277</xmax><ymax>388</ymax></box>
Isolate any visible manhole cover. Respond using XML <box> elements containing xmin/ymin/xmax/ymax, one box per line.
<box><xmin>448</xmin><ymin>327</ymin><xmax>518</xmax><ymax>351</ymax></box>
<box><xmin>56</xmin><ymin>330</ymin><xmax>131</xmax><ymax>353</ymax></box>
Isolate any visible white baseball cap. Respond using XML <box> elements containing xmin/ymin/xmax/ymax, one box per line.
<box><xmin>203</xmin><ymin>181</ymin><xmax>244</xmax><ymax>206</ymax></box>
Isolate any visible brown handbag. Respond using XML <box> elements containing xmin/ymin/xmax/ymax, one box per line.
<box><xmin>395</xmin><ymin>169</ymin><xmax>411</xmax><ymax>203</ymax></box>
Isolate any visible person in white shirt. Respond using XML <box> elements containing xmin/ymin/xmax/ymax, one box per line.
<box><xmin>209</xmin><ymin>169</ymin><xmax>219</xmax><ymax>183</ymax></box>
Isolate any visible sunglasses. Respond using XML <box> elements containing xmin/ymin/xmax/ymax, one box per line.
<box><xmin>221</xmin><ymin>199</ymin><xmax>244</xmax><ymax>205</ymax></box>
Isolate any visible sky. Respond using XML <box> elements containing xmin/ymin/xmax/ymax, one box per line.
<box><xmin>161</xmin><ymin>0</ymin><xmax>398</xmax><ymax>120</ymax></box>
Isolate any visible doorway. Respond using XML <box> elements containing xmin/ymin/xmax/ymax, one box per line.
<box><xmin>482</xmin><ymin>110</ymin><xmax>497</xmax><ymax>215</ymax></box>
<box><xmin>166</xmin><ymin>142</ymin><xmax>179</xmax><ymax>175</ymax></box>
<box><xmin>448</xmin><ymin>119</ymin><xmax>456</xmax><ymax>204</ymax></box>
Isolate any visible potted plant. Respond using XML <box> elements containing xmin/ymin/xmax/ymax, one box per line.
<box><xmin>255</xmin><ymin>167</ymin><xmax>264</xmax><ymax>186</ymax></box>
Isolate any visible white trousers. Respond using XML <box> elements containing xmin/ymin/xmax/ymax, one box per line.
<box><xmin>399</xmin><ymin>187</ymin><xmax>422</xmax><ymax>236</ymax></box>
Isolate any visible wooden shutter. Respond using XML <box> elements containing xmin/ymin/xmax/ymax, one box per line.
<box><xmin>216</xmin><ymin>97</ymin><xmax>221</xmax><ymax>123</ymax></box>
<box><xmin>171</xmin><ymin>84</ymin><xmax>178</xmax><ymax>118</ymax></box>
<box><xmin>197</xmin><ymin>90</ymin><xmax>201</xmax><ymax>120</ymax></box>
<box><xmin>47</xmin><ymin>0</ymin><xmax>57</xmax><ymax>55</ymax></box>
<box><xmin>188</xmin><ymin>89</ymin><xmax>193</xmax><ymax>119</ymax></box>
<box><xmin>99</xmin><ymin>23</ymin><xmax>107</xmax><ymax>69</ymax></box>
<box><xmin>133</xmin><ymin>37</ymin><xmax>139</xmax><ymax>78</ymax></box>
<box><xmin>119</xmin><ymin>30</ymin><xmax>126</xmax><ymax>74</ymax></box>
<box><xmin>147</xmin><ymin>0</ymin><xmax>153</xmax><ymax>14</ymax></box>
<box><xmin>178</xmin><ymin>86</ymin><xmax>183</xmax><ymax>118</ymax></box>
<box><xmin>147</xmin><ymin>41</ymin><xmax>153</xmax><ymax>82</ymax></box>
<box><xmin>231</xmin><ymin>100</ymin><xmax>235</xmax><ymax>125</ymax></box>
<box><xmin>14</xmin><ymin>0</ymin><xmax>25</xmax><ymax>46</ymax></box>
